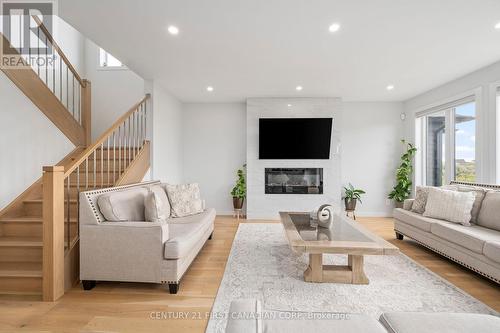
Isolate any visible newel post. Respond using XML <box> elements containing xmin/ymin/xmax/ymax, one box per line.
<box><xmin>42</xmin><ymin>166</ymin><xmax>65</xmax><ymax>301</ymax></box>
<box><xmin>82</xmin><ymin>79</ymin><xmax>92</xmax><ymax>146</ymax></box>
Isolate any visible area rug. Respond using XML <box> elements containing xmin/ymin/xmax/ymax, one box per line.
<box><xmin>205</xmin><ymin>223</ymin><xmax>498</xmax><ymax>333</ymax></box>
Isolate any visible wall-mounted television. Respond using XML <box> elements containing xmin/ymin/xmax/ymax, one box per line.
<box><xmin>259</xmin><ymin>118</ymin><xmax>333</xmax><ymax>159</ymax></box>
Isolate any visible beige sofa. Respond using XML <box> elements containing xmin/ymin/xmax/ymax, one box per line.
<box><xmin>79</xmin><ymin>181</ymin><xmax>215</xmax><ymax>294</ymax></box>
<box><xmin>225</xmin><ymin>299</ymin><xmax>500</xmax><ymax>333</ymax></box>
<box><xmin>394</xmin><ymin>182</ymin><xmax>500</xmax><ymax>284</ymax></box>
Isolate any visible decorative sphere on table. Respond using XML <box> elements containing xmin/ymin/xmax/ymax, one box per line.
<box><xmin>316</xmin><ymin>204</ymin><xmax>336</xmax><ymax>228</ymax></box>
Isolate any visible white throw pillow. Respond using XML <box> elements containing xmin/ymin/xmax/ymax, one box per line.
<box><xmin>144</xmin><ymin>185</ymin><xmax>171</xmax><ymax>223</ymax></box>
<box><xmin>423</xmin><ymin>187</ymin><xmax>475</xmax><ymax>226</ymax></box>
<box><xmin>164</xmin><ymin>183</ymin><xmax>204</xmax><ymax>218</ymax></box>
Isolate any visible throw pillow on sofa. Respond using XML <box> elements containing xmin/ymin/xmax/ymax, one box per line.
<box><xmin>145</xmin><ymin>185</ymin><xmax>171</xmax><ymax>223</ymax></box>
<box><xmin>411</xmin><ymin>186</ymin><xmax>431</xmax><ymax>214</ymax></box>
<box><xmin>456</xmin><ymin>186</ymin><xmax>486</xmax><ymax>224</ymax></box>
<box><xmin>164</xmin><ymin>183</ymin><xmax>204</xmax><ymax>218</ymax></box>
<box><xmin>97</xmin><ymin>187</ymin><xmax>148</xmax><ymax>221</ymax></box>
<box><xmin>477</xmin><ymin>191</ymin><xmax>500</xmax><ymax>232</ymax></box>
<box><xmin>423</xmin><ymin>187</ymin><xmax>475</xmax><ymax>226</ymax></box>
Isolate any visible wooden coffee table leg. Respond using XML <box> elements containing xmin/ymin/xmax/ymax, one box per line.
<box><xmin>304</xmin><ymin>254</ymin><xmax>369</xmax><ymax>284</ymax></box>
<box><xmin>348</xmin><ymin>255</ymin><xmax>369</xmax><ymax>284</ymax></box>
<box><xmin>304</xmin><ymin>253</ymin><xmax>323</xmax><ymax>282</ymax></box>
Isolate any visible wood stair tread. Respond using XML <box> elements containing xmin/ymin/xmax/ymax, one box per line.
<box><xmin>0</xmin><ymin>216</ymin><xmax>77</xmax><ymax>223</ymax></box>
<box><xmin>0</xmin><ymin>262</ymin><xmax>42</xmax><ymax>277</ymax></box>
<box><xmin>0</xmin><ymin>237</ymin><xmax>43</xmax><ymax>247</ymax></box>
<box><xmin>23</xmin><ymin>199</ymin><xmax>78</xmax><ymax>203</ymax></box>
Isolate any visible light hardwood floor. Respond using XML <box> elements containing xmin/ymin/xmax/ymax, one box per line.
<box><xmin>0</xmin><ymin>216</ymin><xmax>498</xmax><ymax>332</ymax></box>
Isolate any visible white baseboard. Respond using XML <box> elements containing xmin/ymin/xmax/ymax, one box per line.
<box><xmin>353</xmin><ymin>211</ymin><xmax>394</xmax><ymax>218</ymax></box>
<box><xmin>216</xmin><ymin>211</ymin><xmax>240</xmax><ymax>216</ymax></box>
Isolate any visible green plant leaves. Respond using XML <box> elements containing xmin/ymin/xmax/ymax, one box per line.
<box><xmin>231</xmin><ymin>165</ymin><xmax>247</xmax><ymax>199</ymax></box>
<box><xmin>343</xmin><ymin>183</ymin><xmax>365</xmax><ymax>204</ymax></box>
<box><xmin>388</xmin><ymin>140</ymin><xmax>417</xmax><ymax>203</ymax></box>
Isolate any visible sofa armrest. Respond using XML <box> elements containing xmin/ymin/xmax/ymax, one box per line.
<box><xmin>226</xmin><ymin>299</ymin><xmax>262</xmax><ymax>333</ymax></box>
<box><xmin>403</xmin><ymin>199</ymin><xmax>414</xmax><ymax>211</ymax></box>
<box><xmin>80</xmin><ymin>222</ymin><xmax>169</xmax><ymax>282</ymax></box>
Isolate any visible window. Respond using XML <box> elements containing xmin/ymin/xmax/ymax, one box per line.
<box><xmin>416</xmin><ymin>96</ymin><xmax>476</xmax><ymax>186</ymax></box>
<box><xmin>424</xmin><ymin>112</ymin><xmax>446</xmax><ymax>186</ymax></box>
<box><xmin>99</xmin><ymin>48</ymin><xmax>124</xmax><ymax>68</ymax></box>
<box><xmin>454</xmin><ymin>102</ymin><xmax>476</xmax><ymax>182</ymax></box>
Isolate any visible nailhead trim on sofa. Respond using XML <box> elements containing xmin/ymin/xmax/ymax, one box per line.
<box><xmin>395</xmin><ymin>229</ymin><xmax>500</xmax><ymax>284</ymax></box>
<box><xmin>82</xmin><ymin>180</ymin><xmax>160</xmax><ymax>223</ymax></box>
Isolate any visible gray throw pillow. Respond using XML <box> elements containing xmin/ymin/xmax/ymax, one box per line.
<box><xmin>411</xmin><ymin>186</ymin><xmax>431</xmax><ymax>214</ymax></box>
<box><xmin>456</xmin><ymin>186</ymin><xmax>485</xmax><ymax>224</ymax></box>
<box><xmin>477</xmin><ymin>191</ymin><xmax>500</xmax><ymax>232</ymax></box>
<box><xmin>97</xmin><ymin>187</ymin><xmax>148</xmax><ymax>221</ymax></box>
<box><xmin>145</xmin><ymin>185</ymin><xmax>171</xmax><ymax>223</ymax></box>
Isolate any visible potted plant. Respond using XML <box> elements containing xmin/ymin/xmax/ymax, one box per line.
<box><xmin>231</xmin><ymin>165</ymin><xmax>246</xmax><ymax>210</ymax></box>
<box><xmin>343</xmin><ymin>183</ymin><xmax>365</xmax><ymax>211</ymax></box>
<box><xmin>388</xmin><ymin>139</ymin><xmax>417</xmax><ymax>208</ymax></box>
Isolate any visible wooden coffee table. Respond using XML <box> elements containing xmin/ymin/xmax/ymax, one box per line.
<box><xmin>280</xmin><ymin>212</ymin><xmax>399</xmax><ymax>284</ymax></box>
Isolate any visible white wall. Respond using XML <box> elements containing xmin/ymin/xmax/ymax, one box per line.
<box><xmin>342</xmin><ymin>102</ymin><xmax>405</xmax><ymax>217</ymax></box>
<box><xmin>54</xmin><ymin>17</ymin><xmax>86</xmax><ymax>75</ymax></box>
<box><xmin>404</xmin><ymin>60</ymin><xmax>500</xmax><ymax>183</ymax></box>
<box><xmin>0</xmin><ymin>17</ymin><xmax>86</xmax><ymax>211</ymax></box>
<box><xmin>179</xmin><ymin>101</ymin><xmax>404</xmax><ymax>218</ymax></box>
<box><xmin>182</xmin><ymin>103</ymin><xmax>246</xmax><ymax>215</ymax></box>
<box><xmin>84</xmin><ymin>40</ymin><xmax>145</xmax><ymax>140</ymax></box>
<box><xmin>246</xmin><ymin>98</ymin><xmax>342</xmax><ymax>220</ymax></box>
<box><xmin>0</xmin><ymin>71</ymin><xmax>74</xmax><ymax>210</ymax></box>
<box><xmin>150</xmin><ymin>82</ymin><xmax>184</xmax><ymax>184</ymax></box>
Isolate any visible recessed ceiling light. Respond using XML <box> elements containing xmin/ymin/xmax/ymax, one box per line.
<box><xmin>328</xmin><ymin>23</ymin><xmax>341</xmax><ymax>33</ymax></box>
<box><xmin>386</xmin><ymin>85</ymin><xmax>395</xmax><ymax>91</ymax></box>
<box><xmin>495</xmin><ymin>22</ymin><xmax>500</xmax><ymax>30</ymax></box>
<box><xmin>206</xmin><ymin>86</ymin><xmax>214</xmax><ymax>92</ymax></box>
<box><xmin>167</xmin><ymin>25</ymin><xmax>179</xmax><ymax>35</ymax></box>
<box><xmin>296</xmin><ymin>86</ymin><xmax>303</xmax><ymax>91</ymax></box>
<box><xmin>287</xmin><ymin>104</ymin><xmax>292</xmax><ymax>107</ymax></box>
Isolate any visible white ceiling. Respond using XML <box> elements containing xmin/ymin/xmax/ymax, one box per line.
<box><xmin>59</xmin><ymin>0</ymin><xmax>500</xmax><ymax>103</ymax></box>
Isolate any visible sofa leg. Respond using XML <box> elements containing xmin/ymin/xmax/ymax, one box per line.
<box><xmin>209</xmin><ymin>232</ymin><xmax>213</xmax><ymax>240</ymax></box>
<box><xmin>395</xmin><ymin>232</ymin><xmax>404</xmax><ymax>240</ymax></box>
<box><xmin>168</xmin><ymin>283</ymin><xmax>179</xmax><ymax>294</ymax></box>
<box><xmin>82</xmin><ymin>280</ymin><xmax>96</xmax><ymax>290</ymax></box>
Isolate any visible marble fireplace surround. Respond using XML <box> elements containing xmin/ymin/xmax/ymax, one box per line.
<box><xmin>246</xmin><ymin>98</ymin><xmax>342</xmax><ymax>219</ymax></box>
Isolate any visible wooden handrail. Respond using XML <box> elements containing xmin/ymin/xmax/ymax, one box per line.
<box><xmin>64</xmin><ymin>94</ymin><xmax>150</xmax><ymax>177</ymax></box>
<box><xmin>32</xmin><ymin>15</ymin><xmax>84</xmax><ymax>87</ymax></box>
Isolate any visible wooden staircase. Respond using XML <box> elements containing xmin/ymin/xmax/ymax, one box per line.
<box><xmin>0</xmin><ymin>130</ymin><xmax>150</xmax><ymax>299</ymax></box>
<box><xmin>0</xmin><ymin>149</ymin><xmax>81</xmax><ymax>297</ymax></box>
<box><xmin>0</xmin><ymin>16</ymin><xmax>151</xmax><ymax>301</ymax></box>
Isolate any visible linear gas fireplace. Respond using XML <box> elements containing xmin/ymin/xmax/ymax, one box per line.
<box><xmin>265</xmin><ymin>168</ymin><xmax>323</xmax><ymax>194</ymax></box>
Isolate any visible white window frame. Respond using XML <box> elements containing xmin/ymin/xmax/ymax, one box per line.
<box><xmin>491</xmin><ymin>80</ymin><xmax>500</xmax><ymax>183</ymax></box>
<box><xmin>414</xmin><ymin>88</ymin><xmax>481</xmax><ymax>186</ymax></box>
<box><xmin>98</xmin><ymin>48</ymin><xmax>127</xmax><ymax>71</ymax></box>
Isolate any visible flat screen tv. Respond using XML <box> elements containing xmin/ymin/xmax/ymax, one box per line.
<box><xmin>259</xmin><ymin>118</ymin><xmax>333</xmax><ymax>159</ymax></box>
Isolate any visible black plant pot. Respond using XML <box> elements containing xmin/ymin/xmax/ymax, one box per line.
<box><xmin>344</xmin><ymin>198</ymin><xmax>357</xmax><ymax>211</ymax></box>
<box><xmin>233</xmin><ymin>197</ymin><xmax>244</xmax><ymax>210</ymax></box>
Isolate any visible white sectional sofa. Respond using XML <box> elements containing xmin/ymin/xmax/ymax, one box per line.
<box><xmin>79</xmin><ymin>181</ymin><xmax>216</xmax><ymax>294</ymax></box>
<box><xmin>225</xmin><ymin>299</ymin><xmax>500</xmax><ymax>333</ymax></box>
<box><xmin>394</xmin><ymin>181</ymin><xmax>500</xmax><ymax>284</ymax></box>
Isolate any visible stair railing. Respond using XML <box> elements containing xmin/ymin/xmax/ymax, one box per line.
<box><xmin>31</xmin><ymin>15</ymin><xmax>90</xmax><ymax>136</ymax></box>
<box><xmin>1</xmin><ymin>15</ymin><xmax>91</xmax><ymax>145</ymax></box>
<box><xmin>42</xmin><ymin>94</ymin><xmax>150</xmax><ymax>301</ymax></box>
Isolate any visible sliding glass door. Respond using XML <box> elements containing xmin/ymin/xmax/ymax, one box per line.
<box><xmin>416</xmin><ymin>98</ymin><xmax>476</xmax><ymax>186</ymax></box>
<box><xmin>425</xmin><ymin>112</ymin><xmax>446</xmax><ymax>186</ymax></box>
